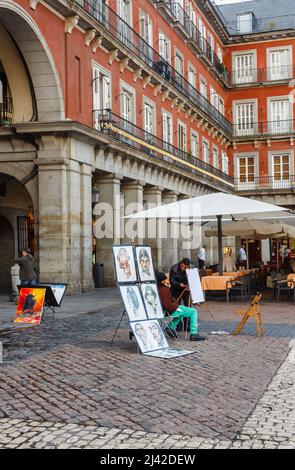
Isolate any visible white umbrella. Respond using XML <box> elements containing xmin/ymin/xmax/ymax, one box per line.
<box><xmin>125</xmin><ymin>193</ymin><xmax>292</xmax><ymax>274</ymax></box>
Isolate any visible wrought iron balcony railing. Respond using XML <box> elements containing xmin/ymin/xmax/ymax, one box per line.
<box><xmin>233</xmin><ymin>120</ymin><xmax>295</xmax><ymax>138</ymax></box>
<box><xmin>0</xmin><ymin>97</ymin><xmax>13</xmax><ymax>127</ymax></box>
<box><xmin>235</xmin><ymin>175</ymin><xmax>295</xmax><ymax>191</ymax></box>
<box><xmin>75</xmin><ymin>0</ymin><xmax>232</xmax><ymax>136</ymax></box>
<box><xmin>157</xmin><ymin>1</ymin><xmax>228</xmax><ymax>82</ymax></box>
<box><xmin>230</xmin><ymin>65</ymin><xmax>295</xmax><ymax>86</ymax></box>
<box><xmin>94</xmin><ymin>109</ymin><xmax>234</xmax><ymax>189</ymax></box>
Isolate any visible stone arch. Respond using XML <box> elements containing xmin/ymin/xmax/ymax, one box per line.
<box><xmin>0</xmin><ymin>162</ymin><xmax>38</xmax><ymax>213</ymax></box>
<box><xmin>0</xmin><ymin>0</ymin><xmax>65</xmax><ymax>121</ymax></box>
<box><xmin>0</xmin><ymin>216</ymin><xmax>14</xmax><ymax>289</ymax></box>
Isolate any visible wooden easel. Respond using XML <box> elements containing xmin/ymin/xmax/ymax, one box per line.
<box><xmin>177</xmin><ymin>288</ymin><xmax>215</xmax><ymax>320</ymax></box>
<box><xmin>232</xmin><ymin>293</ymin><xmax>264</xmax><ymax>337</ymax></box>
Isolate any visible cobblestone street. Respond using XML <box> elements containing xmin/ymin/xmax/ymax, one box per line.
<box><xmin>0</xmin><ymin>291</ymin><xmax>294</xmax><ymax>449</ymax></box>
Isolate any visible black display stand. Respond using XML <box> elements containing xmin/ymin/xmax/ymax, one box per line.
<box><xmin>17</xmin><ymin>283</ymin><xmax>67</xmax><ymax>319</ymax></box>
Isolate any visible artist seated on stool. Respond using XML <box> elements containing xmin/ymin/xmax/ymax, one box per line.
<box><xmin>156</xmin><ymin>272</ymin><xmax>206</xmax><ymax>342</ymax></box>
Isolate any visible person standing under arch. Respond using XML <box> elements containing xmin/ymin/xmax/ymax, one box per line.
<box><xmin>14</xmin><ymin>248</ymin><xmax>37</xmax><ymax>286</ymax></box>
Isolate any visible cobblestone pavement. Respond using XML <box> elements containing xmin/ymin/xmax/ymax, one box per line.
<box><xmin>0</xmin><ymin>297</ymin><xmax>294</xmax><ymax>449</ymax></box>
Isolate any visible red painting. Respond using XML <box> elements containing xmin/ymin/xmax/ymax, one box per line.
<box><xmin>14</xmin><ymin>288</ymin><xmax>46</xmax><ymax>324</ymax></box>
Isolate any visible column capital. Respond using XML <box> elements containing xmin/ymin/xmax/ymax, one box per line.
<box><xmin>94</xmin><ymin>173</ymin><xmax>123</xmax><ymax>185</ymax></box>
<box><xmin>144</xmin><ymin>185</ymin><xmax>164</xmax><ymax>194</ymax></box>
<box><xmin>122</xmin><ymin>180</ymin><xmax>146</xmax><ymax>190</ymax></box>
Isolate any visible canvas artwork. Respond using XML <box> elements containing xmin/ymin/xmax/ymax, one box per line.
<box><xmin>120</xmin><ymin>285</ymin><xmax>147</xmax><ymax>321</ymax></box>
<box><xmin>14</xmin><ymin>287</ymin><xmax>46</xmax><ymax>324</ymax></box>
<box><xmin>141</xmin><ymin>283</ymin><xmax>164</xmax><ymax>319</ymax></box>
<box><xmin>186</xmin><ymin>268</ymin><xmax>205</xmax><ymax>304</ymax></box>
<box><xmin>144</xmin><ymin>348</ymin><xmax>196</xmax><ymax>359</ymax></box>
<box><xmin>135</xmin><ymin>246</ymin><xmax>156</xmax><ymax>282</ymax></box>
<box><xmin>130</xmin><ymin>319</ymin><xmax>168</xmax><ymax>353</ymax></box>
<box><xmin>39</xmin><ymin>283</ymin><xmax>67</xmax><ymax>306</ymax></box>
<box><xmin>113</xmin><ymin>245</ymin><xmax>137</xmax><ymax>283</ymax></box>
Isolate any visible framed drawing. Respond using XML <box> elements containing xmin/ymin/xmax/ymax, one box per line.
<box><xmin>144</xmin><ymin>348</ymin><xmax>196</xmax><ymax>359</ymax></box>
<box><xmin>119</xmin><ymin>285</ymin><xmax>147</xmax><ymax>321</ymax></box>
<box><xmin>14</xmin><ymin>287</ymin><xmax>46</xmax><ymax>324</ymax></box>
<box><xmin>141</xmin><ymin>283</ymin><xmax>164</xmax><ymax>319</ymax></box>
<box><xmin>113</xmin><ymin>245</ymin><xmax>137</xmax><ymax>283</ymax></box>
<box><xmin>186</xmin><ymin>268</ymin><xmax>205</xmax><ymax>304</ymax></box>
<box><xmin>130</xmin><ymin>319</ymin><xmax>168</xmax><ymax>353</ymax></box>
<box><xmin>135</xmin><ymin>246</ymin><xmax>156</xmax><ymax>282</ymax></box>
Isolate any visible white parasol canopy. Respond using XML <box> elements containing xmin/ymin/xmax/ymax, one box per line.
<box><xmin>204</xmin><ymin>220</ymin><xmax>285</xmax><ymax>239</ymax></box>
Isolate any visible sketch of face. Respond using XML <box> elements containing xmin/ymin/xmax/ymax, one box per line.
<box><xmin>134</xmin><ymin>323</ymin><xmax>148</xmax><ymax>347</ymax></box>
<box><xmin>149</xmin><ymin>322</ymin><xmax>165</xmax><ymax>348</ymax></box>
<box><xmin>126</xmin><ymin>287</ymin><xmax>140</xmax><ymax>316</ymax></box>
<box><xmin>144</xmin><ymin>286</ymin><xmax>157</xmax><ymax>314</ymax></box>
<box><xmin>117</xmin><ymin>248</ymin><xmax>131</xmax><ymax>279</ymax></box>
<box><xmin>139</xmin><ymin>249</ymin><xmax>151</xmax><ymax>276</ymax></box>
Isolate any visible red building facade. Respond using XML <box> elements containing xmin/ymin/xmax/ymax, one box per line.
<box><xmin>0</xmin><ymin>0</ymin><xmax>294</xmax><ymax>290</ymax></box>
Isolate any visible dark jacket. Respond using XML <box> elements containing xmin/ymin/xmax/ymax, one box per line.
<box><xmin>157</xmin><ymin>284</ymin><xmax>179</xmax><ymax>315</ymax></box>
<box><xmin>169</xmin><ymin>263</ymin><xmax>188</xmax><ymax>298</ymax></box>
<box><xmin>14</xmin><ymin>254</ymin><xmax>36</xmax><ymax>281</ymax></box>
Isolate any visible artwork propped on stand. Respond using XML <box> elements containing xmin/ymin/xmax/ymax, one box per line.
<box><xmin>135</xmin><ymin>246</ymin><xmax>156</xmax><ymax>282</ymax></box>
<box><xmin>141</xmin><ymin>283</ymin><xmax>164</xmax><ymax>319</ymax></box>
<box><xmin>119</xmin><ymin>285</ymin><xmax>147</xmax><ymax>321</ymax></box>
<box><xmin>130</xmin><ymin>319</ymin><xmax>169</xmax><ymax>353</ymax></box>
<box><xmin>15</xmin><ymin>287</ymin><xmax>46</xmax><ymax>324</ymax></box>
<box><xmin>113</xmin><ymin>245</ymin><xmax>137</xmax><ymax>283</ymax></box>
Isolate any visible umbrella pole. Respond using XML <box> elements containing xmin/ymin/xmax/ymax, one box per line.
<box><xmin>246</xmin><ymin>239</ymin><xmax>249</xmax><ymax>270</ymax></box>
<box><xmin>217</xmin><ymin>215</ymin><xmax>223</xmax><ymax>275</ymax></box>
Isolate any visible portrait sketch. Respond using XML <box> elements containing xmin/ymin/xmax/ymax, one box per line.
<box><xmin>141</xmin><ymin>283</ymin><xmax>164</xmax><ymax>319</ymax></box>
<box><xmin>113</xmin><ymin>245</ymin><xmax>137</xmax><ymax>283</ymax></box>
<box><xmin>120</xmin><ymin>285</ymin><xmax>147</xmax><ymax>321</ymax></box>
<box><xmin>135</xmin><ymin>246</ymin><xmax>155</xmax><ymax>282</ymax></box>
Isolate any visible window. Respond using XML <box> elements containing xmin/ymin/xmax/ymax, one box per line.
<box><xmin>202</xmin><ymin>139</ymin><xmax>209</xmax><ymax>163</ymax></box>
<box><xmin>143</xmin><ymin>100</ymin><xmax>155</xmax><ymax>134</ymax></box>
<box><xmin>93</xmin><ymin>65</ymin><xmax>111</xmax><ymax>128</ymax></box>
<box><xmin>200</xmin><ymin>76</ymin><xmax>207</xmax><ymax>99</ymax></box>
<box><xmin>158</xmin><ymin>33</ymin><xmax>171</xmax><ymax>63</ymax></box>
<box><xmin>117</xmin><ymin>0</ymin><xmax>132</xmax><ymax>45</ymax></box>
<box><xmin>267</xmin><ymin>47</ymin><xmax>292</xmax><ymax>81</ymax></box>
<box><xmin>268</xmin><ymin>98</ymin><xmax>291</xmax><ymax>134</ymax></box>
<box><xmin>210</xmin><ymin>87</ymin><xmax>218</xmax><ymax>109</ymax></box>
<box><xmin>272</xmin><ymin>154</ymin><xmax>290</xmax><ymax>187</ymax></box>
<box><xmin>175</xmin><ymin>50</ymin><xmax>184</xmax><ymax>90</ymax></box>
<box><xmin>198</xmin><ymin>18</ymin><xmax>206</xmax><ymax>51</ymax></box>
<box><xmin>178</xmin><ymin>121</ymin><xmax>187</xmax><ymax>153</ymax></box>
<box><xmin>162</xmin><ymin>110</ymin><xmax>173</xmax><ymax>149</ymax></box>
<box><xmin>212</xmin><ymin>146</ymin><xmax>219</xmax><ymax>168</ymax></box>
<box><xmin>219</xmin><ymin>97</ymin><xmax>225</xmax><ymax>116</ymax></box>
<box><xmin>233</xmin><ymin>52</ymin><xmax>256</xmax><ymax>84</ymax></box>
<box><xmin>237</xmin><ymin>12</ymin><xmax>253</xmax><ymax>33</ymax></box>
<box><xmin>222</xmin><ymin>152</ymin><xmax>229</xmax><ymax>174</ymax></box>
<box><xmin>188</xmin><ymin>64</ymin><xmax>196</xmax><ymax>88</ymax></box>
<box><xmin>237</xmin><ymin>156</ymin><xmax>255</xmax><ymax>189</ymax></box>
<box><xmin>234</xmin><ymin>100</ymin><xmax>256</xmax><ymax>136</ymax></box>
<box><xmin>139</xmin><ymin>10</ymin><xmax>153</xmax><ymax>63</ymax></box>
<box><xmin>190</xmin><ymin>131</ymin><xmax>199</xmax><ymax>158</ymax></box>
<box><xmin>120</xmin><ymin>82</ymin><xmax>135</xmax><ymax>130</ymax></box>
<box><xmin>207</xmin><ymin>31</ymin><xmax>214</xmax><ymax>62</ymax></box>
<box><xmin>217</xmin><ymin>45</ymin><xmax>223</xmax><ymax>64</ymax></box>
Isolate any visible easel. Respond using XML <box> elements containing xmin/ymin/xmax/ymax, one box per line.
<box><xmin>111</xmin><ymin>309</ymin><xmax>126</xmax><ymax>343</ymax></box>
<box><xmin>177</xmin><ymin>287</ymin><xmax>215</xmax><ymax>321</ymax></box>
<box><xmin>232</xmin><ymin>293</ymin><xmax>264</xmax><ymax>337</ymax></box>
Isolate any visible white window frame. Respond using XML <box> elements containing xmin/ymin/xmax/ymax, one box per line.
<box><xmin>234</xmin><ymin>152</ymin><xmax>258</xmax><ymax>190</ymax></box>
<box><xmin>219</xmin><ymin>97</ymin><xmax>225</xmax><ymax>116</ymax></box>
<box><xmin>190</xmin><ymin>130</ymin><xmax>199</xmax><ymax>158</ymax></box>
<box><xmin>221</xmin><ymin>152</ymin><xmax>229</xmax><ymax>175</ymax></box>
<box><xmin>177</xmin><ymin>119</ymin><xmax>187</xmax><ymax>153</ymax></box>
<box><xmin>217</xmin><ymin>45</ymin><xmax>223</xmax><ymax>64</ymax></box>
<box><xmin>232</xmin><ymin>50</ymin><xmax>257</xmax><ymax>84</ymax></box>
<box><xmin>143</xmin><ymin>96</ymin><xmax>155</xmax><ymax>136</ymax></box>
<box><xmin>92</xmin><ymin>63</ymin><xmax>111</xmax><ymax>128</ymax></box>
<box><xmin>210</xmin><ymin>86</ymin><xmax>218</xmax><ymax>109</ymax></box>
<box><xmin>187</xmin><ymin>62</ymin><xmax>196</xmax><ymax>88</ymax></box>
<box><xmin>202</xmin><ymin>138</ymin><xmax>210</xmax><ymax>164</ymax></box>
<box><xmin>162</xmin><ymin>109</ymin><xmax>173</xmax><ymax>148</ymax></box>
<box><xmin>212</xmin><ymin>145</ymin><xmax>219</xmax><ymax>169</ymax></box>
<box><xmin>266</xmin><ymin>45</ymin><xmax>292</xmax><ymax>81</ymax></box>
<box><xmin>237</xmin><ymin>12</ymin><xmax>253</xmax><ymax>33</ymax></box>
<box><xmin>158</xmin><ymin>31</ymin><xmax>171</xmax><ymax>63</ymax></box>
<box><xmin>120</xmin><ymin>80</ymin><xmax>136</xmax><ymax>125</ymax></box>
<box><xmin>268</xmin><ymin>150</ymin><xmax>294</xmax><ymax>188</ymax></box>
<box><xmin>267</xmin><ymin>95</ymin><xmax>293</xmax><ymax>135</ymax></box>
<box><xmin>200</xmin><ymin>75</ymin><xmax>207</xmax><ymax>99</ymax></box>
<box><xmin>233</xmin><ymin>98</ymin><xmax>258</xmax><ymax>137</ymax></box>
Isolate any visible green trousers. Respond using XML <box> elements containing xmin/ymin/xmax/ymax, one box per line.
<box><xmin>167</xmin><ymin>305</ymin><xmax>198</xmax><ymax>334</ymax></box>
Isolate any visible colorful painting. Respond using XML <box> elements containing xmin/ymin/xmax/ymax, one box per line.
<box><xmin>14</xmin><ymin>288</ymin><xmax>46</xmax><ymax>324</ymax></box>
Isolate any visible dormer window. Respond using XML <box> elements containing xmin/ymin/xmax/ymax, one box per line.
<box><xmin>237</xmin><ymin>12</ymin><xmax>254</xmax><ymax>33</ymax></box>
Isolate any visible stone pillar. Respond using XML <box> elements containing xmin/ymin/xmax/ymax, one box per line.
<box><xmin>177</xmin><ymin>195</ymin><xmax>192</xmax><ymax>263</ymax></box>
<box><xmin>122</xmin><ymin>180</ymin><xmax>145</xmax><ymax>244</ymax></box>
<box><xmin>80</xmin><ymin>164</ymin><xmax>94</xmax><ymax>292</ymax></box>
<box><xmin>144</xmin><ymin>186</ymin><xmax>163</xmax><ymax>271</ymax></box>
<box><xmin>161</xmin><ymin>191</ymin><xmax>179</xmax><ymax>272</ymax></box>
<box><xmin>10</xmin><ymin>264</ymin><xmax>20</xmax><ymax>303</ymax></box>
<box><xmin>93</xmin><ymin>174</ymin><xmax>122</xmax><ymax>286</ymax></box>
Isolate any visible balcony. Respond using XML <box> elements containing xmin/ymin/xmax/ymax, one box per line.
<box><xmin>235</xmin><ymin>175</ymin><xmax>295</xmax><ymax>192</ymax></box>
<box><xmin>233</xmin><ymin>120</ymin><xmax>295</xmax><ymax>138</ymax></box>
<box><xmin>94</xmin><ymin>109</ymin><xmax>234</xmax><ymax>190</ymax></box>
<box><xmin>156</xmin><ymin>1</ymin><xmax>228</xmax><ymax>84</ymax></box>
<box><xmin>0</xmin><ymin>97</ymin><xmax>13</xmax><ymax>127</ymax></box>
<box><xmin>75</xmin><ymin>1</ymin><xmax>232</xmax><ymax>136</ymax></box>
<box><xmin>229</xmin><ymin>65</ymin><xmax>295</xmax><ymax>86</ymax></box>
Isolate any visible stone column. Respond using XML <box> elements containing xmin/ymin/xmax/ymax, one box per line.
<box><xmin>122</xmin><ymin>180</ymin><xmax>145</xmax><ymax>245</ymax></box>
<box><xmin>144</xmin><ymin>186</ymin><xmax>163</xmax><ymax>271</ymax></box>
<box><xmin>93</xmin><ymin>173</ymin><xmax>122</xmax><ymax>286</ymax></box>
<box><xmin>80</xmin><ymin>163</ymin><xmax>94</xmax><ymax>292</ymax></box>
<box><xmin>177</xmin><ymin>194</ymin><xmax>192</xmax><ymax>263</ymax></box>
<box><xmin>161</xmin><ymin>191</ymin><xmax>179</xmax><ymax>272</ymax></box>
